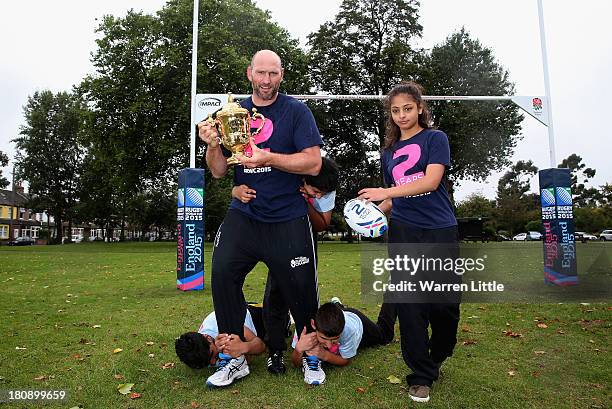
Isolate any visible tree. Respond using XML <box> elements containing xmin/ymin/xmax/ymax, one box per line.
<box><xmin>558</xmin><ymin>154</ymin><xmax>598</xmax><ymax>207</ymax></box>
<box><xmin>307</xmin><ymin>0</ymin><xmax>422</xmax><ymax>203</ymax></box>
<box><xmin>0</xmin><ymin>151</ymin><xmax>9</xmax><ymax>189</ymax></box>
<box><xmin>456</xmin><ymin>193</ymin><xmax>498</xmax><ymax>236</ymax></box>
<box><xmin>416</xmin><ymin>29</ymin><xmax>524</xmax><ymax>196</ymax></box>
<box><xmin>456</xmin><ymin>193</ymin><xmax>495</xmax><ymax>218</ymax></box>
<box><xmin>495</xmin><ymin>160</ymin><xmax>539</xmax><ymax>234</ymax></box>
<box><xmin>574</xmin><ymin>207</ymin><xmax>608</xmax><ymax>234</ymax></box>
<box><xmin>79</xmin><ymin>0</ymin><xmax>310</xmax><ymax>239</ymax></box>
<box><xmin>307</xmin><ymin>3</ymin><xmax>523</xmax><ymax>207</ymax></box>
<box><xmin>13</xmin><ymin>91</ymin><xmax>86</xmax><ymax>243</ymax></box>
<box><xmin>73</xmin><ymin>151</ymin><xmax>120</xmax><ymax>241</ymax></box>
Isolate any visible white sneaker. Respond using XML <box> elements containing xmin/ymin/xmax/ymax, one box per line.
<box><xmin>302</xmin><ymin>355</ymin><xmax>326</xmax><ymax>385</ymax></box>
<box><xmin>206</xmin><ymin>354</ymin><xmax>249</xmax><ymax>387</ymax></box>
<box><xmin>330</xmin><ymin>296</ymin><xmax>342</xmax><ymax>305</ymax></box>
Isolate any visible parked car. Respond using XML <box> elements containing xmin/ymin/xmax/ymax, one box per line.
<box><xmin>575</xmin><ymin>231</ymin><xmax>598</xmax><ymax>242</ymax></box>
<box><xmin>528</xmin><ymin>231</ymin><xmax>543</xmax><ymax>240</ymax></box>
<box><xmin>513</xmin><ymin>232</ymin><xmax>542</xmax><ymax>241</ymax></box>
<box><xmin>600</xmin><ymin>229</ymin><xmax>612</xmax><ymax>241</ymax></box>
<box><xmin>8</xmin><ymin>236</ymin><xmax>35</xmax><ymax>246</ymax></box>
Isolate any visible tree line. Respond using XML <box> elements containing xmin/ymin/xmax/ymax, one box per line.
<box><xmin>7</xmin><ymin>0</ymin><xmax>601</xmax><ymax>242</ymax></box>
<box><xmin>457</xmin><ymin>155</ymin><xmax>610</xmax><ymax>236</ymax></box>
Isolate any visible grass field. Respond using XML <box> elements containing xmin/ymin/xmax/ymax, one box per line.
<box><xmin>0</xmin><ymin>242</ymin><xmax>610</xmax><ymax>408</ymax></box>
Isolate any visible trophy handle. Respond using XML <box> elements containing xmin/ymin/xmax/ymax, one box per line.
<box><xmin>205</xmin><ymin>114</ymin><xmax>216</xmax><ymax>127</ymax></box>
<box><xmin>251</xmin><ymin>108</ymin><xmax>266</xmax><ymax>136</ymax></box>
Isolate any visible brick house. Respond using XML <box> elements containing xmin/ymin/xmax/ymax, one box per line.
<box><xmin>0</xmin><ymin>184</ymin><xmax>50</xmax><ymax>243</ymax></box>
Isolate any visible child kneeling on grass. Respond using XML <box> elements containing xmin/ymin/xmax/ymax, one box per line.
<box><xmin>175</xmin><ymin>303</ymin><xmax>268</xmax><ymax>387</ymax></box>
<box><xmin>290</xmin><ymin>299</ymin><xmax>397</xmax><ymax>385</ymax></box>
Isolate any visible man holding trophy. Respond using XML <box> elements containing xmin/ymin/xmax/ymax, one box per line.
<box><xmin>198</xmin><ymin>50</ymin><xmax>325</xmax><ymax>387</ymax></box>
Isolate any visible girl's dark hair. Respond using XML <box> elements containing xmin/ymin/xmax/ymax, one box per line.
<box><xmin>314</xmin><ymin>302</ymin><xmax>345</xmax><ymax>337</ymax></box>
<box><xmin>304</xmin><ymin>157</ymin><xmax>339</xmax><ymax>193</ymax></box>
<box><xmin>175</xmin><ymin>332</ymin><xmax>211</xmax><ymax>369</ymax></box>
<box><xmin>383</xmin><ymin>81</ymin><xmax>433</xmax><ymax>150</ymax></box>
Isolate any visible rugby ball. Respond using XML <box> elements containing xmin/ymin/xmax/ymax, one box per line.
<box><xmin>343</xmin><ymin>199</ymin><xmax>388</xmax><ymax>238</ymax></box>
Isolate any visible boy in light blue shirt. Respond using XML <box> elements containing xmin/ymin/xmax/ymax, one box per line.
<box><xmin>290</xmin><ymin>300</ymin><xmax>397</xmax><ymax>382</ymax></box>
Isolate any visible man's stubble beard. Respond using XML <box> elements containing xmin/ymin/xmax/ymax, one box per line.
<box><xmin>253</xmin><ymin>83</ymin><xmax>280</xmax><ymax>101</ymax></box>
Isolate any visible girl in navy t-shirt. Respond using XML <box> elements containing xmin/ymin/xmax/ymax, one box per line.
<box><xmin>359</xmin><ymin>82</ymin><xmax>459</xmax><ymax>403</ymax></box>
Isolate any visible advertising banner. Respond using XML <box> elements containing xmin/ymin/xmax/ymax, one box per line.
<box><xmin>177</xmin><ymin>168</ymin><xmax>205</xmax><ymax>291</ymax></box>
<box><xmin>539</xmin><ymin>168</ymin><xmax>578</xmax><ymax>285</ymax></box>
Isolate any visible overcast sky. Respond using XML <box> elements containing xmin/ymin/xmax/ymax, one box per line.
<box><xmin>1</xmin><ymin>0</ymin><xmax>610</xmax><ymax>201</ymax></box>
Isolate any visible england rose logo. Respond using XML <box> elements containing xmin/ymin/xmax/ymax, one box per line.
<box><xmin>532</xmin><ymin>97</ymin><xmax>543</xmax><ymax>112</ymax></box>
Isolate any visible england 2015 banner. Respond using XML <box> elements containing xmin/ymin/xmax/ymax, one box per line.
<box><xmin>177</xmin><ymin>168</ymin><xmax>205</xmax><ymax>291</ymax></box>
<box><xmin>539</xmin><ymin>168</ymin><xmax>577</xmax><ymax>286</ymax></box>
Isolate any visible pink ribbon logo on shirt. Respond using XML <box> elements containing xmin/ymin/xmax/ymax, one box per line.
<box><xmin>392</xmin><ymin>144</ymin><xmax>423</xmax><ymax>185</ymax></box>
<box><xmin>245</xmin><ymin>117</ymin><xmax>273</xmax><ymax>155</ymax></box>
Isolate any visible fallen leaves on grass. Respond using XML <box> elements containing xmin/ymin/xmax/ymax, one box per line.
<box><xmin>117</xmin><ymin>383</ymin><xmax>134</xmax><ymax>395</ymax></box>
<box><xmin>92</xmin><ymin>325</ymin><xmax>101</xmax><ymax>329</ymax></box>
<box><xmin>508</xmin><ymin>370</ymin><xmax>516</xmax><ymax>376</ymax></box>
<box><xmin>191</xmin><ymin>402</ymin><xmax>200</xmax><ymax>408</ymax></box>
<box><xmin>356</xmin><ymin>387</ymin><xmax>366</xmax><ymax>393</ymax></box>
<box><xmin>113</xmin><ymin>374</ymin><xmax>124</xmax><ymax>380</ymax></box>
<box><xmin>145</xmin><ymin>341</ymin><xmax>155</xmax><ymax>346</ymax></box>
<box><xmin>387</xmin><ymin>375</ymin><xmax>401</xmax><ymax>384</ymax></box>
<box><xmin>129</xmin><ymin>392</ymin><xmax>141</xmax><ymax>400</ymax></box>
<box><xmin>15</xmin><ymin>346</ymin><xmax>27</xmax><ymax>350</ymax></box>
<box><xmin>502</xmin><ymin>330</ymin><xmax>523</xmax><ymax>338</ymax></box>
<box><xmin>462</xmin><ymin>339</ymin><xmax>477</xmax><ymax>346</ymax></box>
<box><xmin>34</xmin><ymin>375</ymin><xmax>48</xmax><ymax>381</ymax></box>
<box><xmin>536</xmin><ymin>323</ymin><xmax>548</xmax><ymax>329</ymax></box>
<box><xmin>534</xmin><ymin>350</ymin><xmax>546</xmax><ymax>355</ymax></box>
<box><xmin>461</xmin><ymin>325</ymin><xmax>471</xmax><ymax>333</ymax></box>
<box><xmin>113</xmin><ymin>348</ymin><xmax>123</xmax><ymax>354</ymax></box>
<box><xmin>161</xmin><ymin>362</ymin><xmax>175</xmax><ymax>369</ymax></box>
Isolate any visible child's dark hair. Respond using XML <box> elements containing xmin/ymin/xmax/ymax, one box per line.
<box><xmin>383</xmin><ymin>81</ymin><xmax>433</xmax><ymax>150</ymax></box>
<box><xmin>175</xmin><ymin>332</ymin><xmax>211</xmax><ymax>369</ymax></box>
<box><xmin>314</xmin><ymin>302</ymin><xmax>345</xmax><ymax>337</ymax></box>
<box><xmin>304</xmin><ymin>157</ymin><xmax>339</xmax><ymax>193</ymax></box>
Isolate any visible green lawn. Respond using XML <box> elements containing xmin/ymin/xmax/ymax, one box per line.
<box><xmin>0</xmin><ymin>242</ymin><xmax>609</xmax><ymax>408</ymax></box>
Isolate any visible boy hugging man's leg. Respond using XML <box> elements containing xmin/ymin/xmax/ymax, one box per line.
<box><xmin>291</xmin><ymin>299</ymin><xmax>397</xmax><ymax>384</ymax></box>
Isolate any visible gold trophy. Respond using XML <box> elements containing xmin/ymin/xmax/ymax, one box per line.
<box><xmin>206</xmin><ymin>94</ymin><xmax>266</xmax><ymax>165</ymax></box>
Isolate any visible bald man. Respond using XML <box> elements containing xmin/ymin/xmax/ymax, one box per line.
<box><xmin>198</xmin><ymin>50</ymin><xmax>325</xmax><ymax>387</ymax></box>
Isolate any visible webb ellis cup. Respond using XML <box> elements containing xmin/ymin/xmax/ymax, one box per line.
<box><xmin>206</xmin><ymin>94</ymin><xmax>266</xmax><ymax>165</ymax></box>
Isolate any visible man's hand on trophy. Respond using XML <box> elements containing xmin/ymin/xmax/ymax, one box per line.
<box><xmin>238</xmin><ymin>137</ymin><xmax>271</xmax><ymax>168</ymax></box>
<box><xmin>232</xmin><ymin>184</ymin><xmax>257</xmax><ymax>203</ymax></box>
<box><xmin>197</xmin><ymin>121</ymin><xmax>220</xmax><ymax>148</ymax></box>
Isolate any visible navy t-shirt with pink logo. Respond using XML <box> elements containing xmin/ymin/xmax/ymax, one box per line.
<box><xmin>222</xmin><ymin>94</ymin><xmax>323</xmax><ymax>223</ymax></box>
<box><xmin>381</xmin><ymin>128</ymin><xmax>457</xmax><ymax>229</ymax></box>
